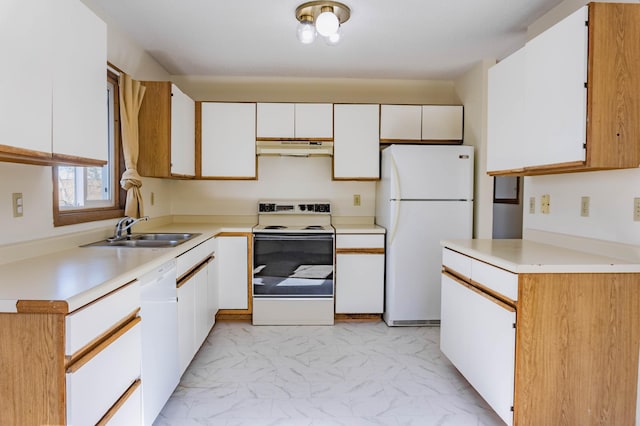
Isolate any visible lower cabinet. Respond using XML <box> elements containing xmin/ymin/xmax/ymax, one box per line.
<box><xmin>0</xmin><ymin>280</ymin><xmax>142</xmax><ymax>425</ymax></box>
<box><xmin>217</xmin><ymin>234</ymin><xmax>250</xmax><ymax>311</ymax></box>
<box><xmin>440</xmin><ymin>272</ymin><xmax>515</xmax><ymax>425</ymax></box>
<box><xmin>441</xmin><ymin>247</ymin><xmax>640</xmax><ymax>425</ymax></box>
<box><xmin>335</xmin><ymin>234</ymin><xmax>385</xmax><ymax>314</ymax></box>
<box><xmin>177</xmin><ymin>260</ymin><xmax>211</xmax><ymax>376</ymax></box>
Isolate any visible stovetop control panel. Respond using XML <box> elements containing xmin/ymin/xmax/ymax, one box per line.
<box><xmin>258</xmin><ymin>201</ymin><xmax>331</xmax><ymax>214</ymax></box>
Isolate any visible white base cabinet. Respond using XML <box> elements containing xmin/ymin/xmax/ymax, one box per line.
<box><xmin>335</xmin><ymin>234</ymin><xmax>385</xmax><ymax>314</ymax></box>
<box><xmin>440</xmin><ymin>273</ymin><xmax>515</xmax><ymax>425</ymax></box>
<box><xmin>217</xmin><ymin>235</ymin><xmax>249</xmax><ymax>310</ymax></box>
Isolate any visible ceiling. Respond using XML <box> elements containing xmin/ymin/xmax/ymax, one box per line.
<box><xmin>85</xmin><ymin>0</ymin><xmax>565</xmax><ymax>80</ymax></box>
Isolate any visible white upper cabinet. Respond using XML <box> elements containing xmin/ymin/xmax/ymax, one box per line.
<box><xmin>421</xmin><ymin>105</ymin><xmax>463</xmax><ymax>140</ymax></box>
<box><xmin>380</xmin><ymin>105</ymin><xmax>422</xmax><ymax>140</ymax></box>
<box><xmin>333</xmin><ymin>104</ymin><xmax>380</xmax><ymax>179</ymax></box>
<box><xmin>381</xmin><ymin>105</ymin><xmax>463</xmax><ymax>142</ymax></box>
<box><xmin>170</xmin><ymin>84</ymin><xmax>196</xmax><ymax>176</ymax></box>
<box><xmin>257</xmin><ymin>103</ymin><xmax>294</xmax><ymax>138</ymax></box>
<box><xmin>523</xmin><ymin>6</ymin><xmax>588</xmax><ymax>169</ymax></box>
<box><xmin>0</xmin><ymin>0</ymin><xmax>53</xmax><ymax>156</ymax></box>
<box><xmin>487</xmin><ymin>3</ymin><xmax>640</xmax><ymax>176</ymax></box>
<box><xmin>200</xmin><ymin>102</ymin><xmax>256</xmax><ymax>179</ymax></box>
<box><xmin>294</xmin><ymin>104</ymin><xmax>333</xmax><ymax>139</ymax></box>
<box><xmin>52</xmin><ymin>0</ymin><xmax>108</xmax><ymax>163</ymax></box>
<box><xmin>487</xmin><ymin>46</ymin><xmax>526</xmax><ymax>172</ymax></box>
<box><xmin>256</xmin><ymin>103</ymin><xmax>333</xmax><ymax>139</ymax></box>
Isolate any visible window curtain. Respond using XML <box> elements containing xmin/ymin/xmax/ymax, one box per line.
<box><xmin>118</xmin><ymin>73</ymin><xmax>146</xmax><ymax>218</ymax></box>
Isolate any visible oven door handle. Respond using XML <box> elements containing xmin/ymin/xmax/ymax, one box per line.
<box><xmin>253</xmin><ymin>233</ymin><xmax>334</xmax><ymax>242</ymax></box>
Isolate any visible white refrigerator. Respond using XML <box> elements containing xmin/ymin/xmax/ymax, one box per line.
<box><xmin>376</xmin><ymin>145</ymin><xmax>474</xmax><ymax>326</ymax></box>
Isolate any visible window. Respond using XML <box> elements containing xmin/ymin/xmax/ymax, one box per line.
<box><xmin>53</xmin><ymin>70</ymin><xmax>125</xmax><ymax>226</ymax></box>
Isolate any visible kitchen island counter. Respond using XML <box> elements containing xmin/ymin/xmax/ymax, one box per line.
<box><xmin>442</xmin><ymin>238</ymin><xmax>640</xmax><ymax>273</ymax></box>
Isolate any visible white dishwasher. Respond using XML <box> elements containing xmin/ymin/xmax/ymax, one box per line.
<box><xmin>139</xmin><ymin>260</ymin><xmax>179</xmax><ymax>426</ymax></box>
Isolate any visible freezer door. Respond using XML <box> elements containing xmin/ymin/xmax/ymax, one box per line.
<box><xmin>386</xmin><ymin>145</ymin><xmax>474</xmax><ymax>200</ymax></box>
<box><xmin>384</xmin><ymin>200</ymin><xmax>472</xmax><ymax>324</ymax></box>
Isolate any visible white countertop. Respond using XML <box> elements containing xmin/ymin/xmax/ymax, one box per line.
<box><xmin>442</xmin><ymin>239</ymin><xmax>640</xmax><ymax>273</ymax></box>
<box><xmin>0</xmin><ymin>222</ymin><xmax>254</xmax><ymax>313</ymax></box>
<box><xmin>333</xmin><ymin>224</ymin><xmax>386</xmax><ymax>234</ymax></box>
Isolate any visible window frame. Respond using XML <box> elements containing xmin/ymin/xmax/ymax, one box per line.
<box><xmin>53</xmin><ymin>70</ymin><xmax>126</xmax><ymax>226</ymax></box>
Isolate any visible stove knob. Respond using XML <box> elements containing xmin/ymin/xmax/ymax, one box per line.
<box><xmin>307</xmin><ymin>204</ymin><xmax>315</xmax><ymax>212</ymax></box>
<box><xmin>299</xmin><ymin>204</ymin><xmax>306</xmax><ymax>211</ymax></box>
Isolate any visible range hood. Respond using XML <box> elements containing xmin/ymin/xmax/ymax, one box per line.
<box><xmin>256</xmin><ymin>140</ymin><xmax>333</xmax><ymax>157</ymax></box>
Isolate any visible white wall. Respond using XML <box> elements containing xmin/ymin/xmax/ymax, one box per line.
<box><xmin>171</xmin><ymin>157</ymin><xmax>375</xmax><ymax>218</ymax></box>
<box><xmin>523</xmin><ymin>169</ymin><xmax>640</xmax><ymax>246</ymax></box>
<box><xmin>454</xmin><ymin>60</ymin><xmax>495</xmax><ymax>238</ymax></box>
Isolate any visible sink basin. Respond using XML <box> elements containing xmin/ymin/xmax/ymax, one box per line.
<box><xmin>82</xmin><ymin>233</ymin><xmax>201</xmax><ymax>248</ymax></box>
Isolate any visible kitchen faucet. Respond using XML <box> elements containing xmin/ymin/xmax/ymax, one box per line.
<box><xmin>108</xmin><ymin>216</ymin><xmax>149</xmax><ymax>241</ymax></box>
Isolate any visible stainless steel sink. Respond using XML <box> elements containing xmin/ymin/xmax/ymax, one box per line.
<box><xmin>82</xmin><ymin>233</ymin><xmax>201</xmax><ymax>248</ymax></box>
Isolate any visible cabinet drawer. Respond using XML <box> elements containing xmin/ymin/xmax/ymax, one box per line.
<box><xmin>442</xmin><ymin>248</ymin><xmax>472</xmax><ymax>280</ymax></box>
<box><xmin>66</xmin><ymin>280</ymin><xmax>140</xmax><ymax>356</ymax></box>
<box><xmin>177</xmin><ymin>237</ymin><xmax>215</xmax><ymax>279</ymax></box>
<box><xmin>100</xmin><ymin>381</ymin><xmax>142</xmax><ymax>426</ymax></box>
<box><xmin>336</xmin><ymin>234</ymin><xmax>384</xmax><ymax>249</ymax></box>
<box><xmin>471</xmin><ymin>259</ymin><xmax>518</xmax><ymax>301</ymax></box>
<box><xmin>66</xmin><ymin>319</ymin><xmax>141</xmax><ymax>426</ymax></box>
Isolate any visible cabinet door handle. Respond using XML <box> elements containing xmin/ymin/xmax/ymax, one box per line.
<box><xmin>442</xmin><ymin>271</ymin><xmax>515</xmax><ymax>313</ymax></box>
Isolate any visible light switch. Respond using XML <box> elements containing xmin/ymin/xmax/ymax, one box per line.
<box><xmin>581</xmin><ymin>196</ymin><xmax>590</xmax><ymax>217</ymax></box>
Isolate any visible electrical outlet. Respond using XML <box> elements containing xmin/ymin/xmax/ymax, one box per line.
<box><xmin>581</xmin><ymin>196</ymin><xmax>590</xmax><ymax>217</ymax></box>
<box><xmin>634</xmin><ymin>198</ymin><xmax>640</xmax><ymax>221</ymax></box>
<box><xmin>12</xmin><ymin>193</ymin><xmax>23</xmax><ymax>218</ymax></box>
<box><xmin>541</xmin><ymin>194</ymin><xmax>550</xmax><ymax>214</ymax></box>
<box><xmin>529</xmin><ymin>197</ymin><xmax>536</xmax><ymax>214</ymax></box>
<box><xmin>353</xmin><ymin>194</ymin><xmax>361</xmax><ymax>207</ymax></box>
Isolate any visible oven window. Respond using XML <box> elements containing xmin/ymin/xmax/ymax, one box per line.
<box><xmin>253</xmin><ymin>233</ymin><xmax>334</xmax><ymax>298</ymax></box>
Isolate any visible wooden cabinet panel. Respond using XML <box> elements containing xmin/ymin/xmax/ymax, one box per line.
<box><xmin>200</xmin><ymin>102</ymin><xmax>256</xmax><ymax>179</ymax></box>
<box><xmin>333</xmin><ymin>104</ymin><xmax>380</xmax><ymax>180</ymax></box>
<box><xmin>421</xmin><ymin>105</ymin><xmax>463</xmax><ymax>141</ymax></box>
<box><xmin>52</xmin><ymin>0</ymin><xmax>108</xmax><ymax>163</ymax></box>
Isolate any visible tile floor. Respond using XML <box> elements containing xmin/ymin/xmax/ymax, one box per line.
<box><xmin>155</xmin><ymin>321</ymin><xmax>505</xmax><ymax>426</ymax></box>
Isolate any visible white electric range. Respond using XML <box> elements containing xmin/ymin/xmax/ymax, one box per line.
<box><xmin>252</xmin><ymin>201</ymin><xmax>335</xmax><ymax>325</ymax></box>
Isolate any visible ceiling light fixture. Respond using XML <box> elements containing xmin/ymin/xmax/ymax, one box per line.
<box><xmin>295</xmin><ymin>1</ymin><xmax>350</xmax><ymax>45</ymax></box>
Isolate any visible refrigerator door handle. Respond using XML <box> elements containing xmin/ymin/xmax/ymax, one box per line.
<box><xmin>389</xmin><ymin>157</ymin><xmax>401</xmax><ymax>244</ymax></box>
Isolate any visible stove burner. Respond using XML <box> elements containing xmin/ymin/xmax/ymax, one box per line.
<box><xmin>265</xmin><ymin>225</ymin><xmax>287</xmax><ymax>230</ymax></box>
<box><xmin>304</xmin><ymin>225</ymin><xmax>324</xmax><ymax>230</ymax></box>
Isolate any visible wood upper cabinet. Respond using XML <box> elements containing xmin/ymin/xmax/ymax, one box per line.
<box><xmin>380</xmin><ymin>105</ymin><xmax>463</xmax><ymax>142</ymax></box>
<box><xmin>52</xmin><ymin>0</ymin><xmax>108</xmax><ymax>165</ymax></box>
<box><xmin>488</xmin><ymin>3</ymin><xmax>640</xmax><ymax>176</ymax></box>
<box><xmin>256</xmin><ymin>103</ymin><xmax>333</xmax><ymax>139</ymax></box>
<box><xmin>0</xmin><ymin>0</ymin><xmax>107</xmax><ymax>166</ymax></box>
<box><xmin>138</xmin><ymin>82</ymin><xmax>195</xmax><ymax>178</ymax></box>
<box><xmin>333</xmin><ymin>104</ymin><xmax>380</xmax><ymax>180</ymax></box>
<box><xmin>199</xmin><ymin>102</ymin><xmax>256</xmax><ymax>179</ymax></box>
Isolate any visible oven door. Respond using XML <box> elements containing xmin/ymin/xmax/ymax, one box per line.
<box><xmin>253</xmin><ymin>232</ymin><xmax>334</xmax><ymax>298</ymax></box>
